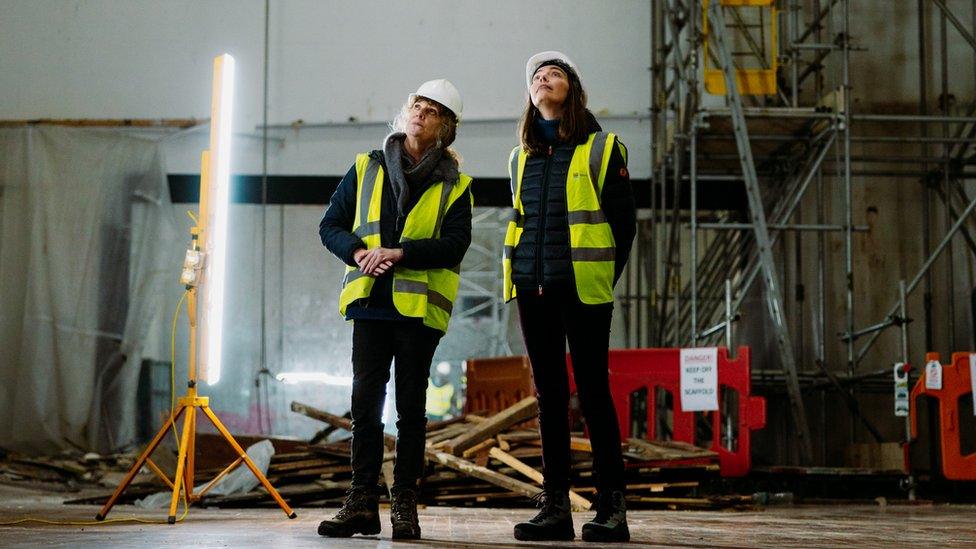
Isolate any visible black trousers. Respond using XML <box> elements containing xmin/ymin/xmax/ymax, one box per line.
<box><xmin>349</xmin><ymin>319</ymin><xmax>441</xmax><ymax>491</ymax></box>
<box><xmin>516</xmin><ymin>289</ymin><xmax>625</xmax><ymax>493</ymax></box>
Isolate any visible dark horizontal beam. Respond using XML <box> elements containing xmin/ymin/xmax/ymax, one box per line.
<box><xmin>168</xmin><ymin>174</ymin><xmax>338</xmax><ymax>205</ymax></box>
<box><xmin>167</xmin><ymin>174</ymin><xmax>749</xmax><ymax>211</ymax></box>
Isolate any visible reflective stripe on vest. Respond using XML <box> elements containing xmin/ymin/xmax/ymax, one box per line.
<box><xmin>338</xmin><ymin>154</ymin><xmax>384</xmax><ymax>316</ymax></box>
<box><xmin>502</xmin><ymin>145</ymin><xmax>527</xmax><ymax>301</ymax></box>
<box><xmin>503</xmin><ymin>132</ymin><xmax>619</xmax><ymax>304</ymax></box>
<box><xmin>338</xmin><ymin>153</ymin><xmax>472</xmax><ymax>333</ymax></box>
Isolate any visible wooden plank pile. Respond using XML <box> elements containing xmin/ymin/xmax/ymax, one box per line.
<box><xmin>284</xmin><ymin>397</ymin><xmax>751</xmax><ymax>511</ymax></box>
<box><xmin>55</xmin><ymin>397</ymin><xmax>752</xmax><ymax>511</ymax></box>
<box><xmin>0</xmin><ymin>450</ymin><xmax>157</xmax><ymax>495</ymax></box>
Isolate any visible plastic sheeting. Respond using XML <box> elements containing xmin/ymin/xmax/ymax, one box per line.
<box><xmin>0</xmin><ymin>126</ymin><xmax>181</xmax><ymax>454</ymax></box>
<box><xmin>134</xmin><ymin>439</ymin><xmax>275</xmax><ymax>508</ymax></box>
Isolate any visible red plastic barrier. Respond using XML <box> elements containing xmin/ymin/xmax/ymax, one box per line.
<box><xmin>910</xmin><ymin>352</ymin><xmax>976</xmax><ymax>480</ymax></box>
<box><xmin>567</xmin><ymin>347</ymin><xmax>765</xmax><ymax>477</ymax></box>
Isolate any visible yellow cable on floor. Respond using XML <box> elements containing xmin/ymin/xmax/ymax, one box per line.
<box><xmin>0</xmin><ymin>291</ymin><xmax>192</xmax><ymax>526</ymax></box>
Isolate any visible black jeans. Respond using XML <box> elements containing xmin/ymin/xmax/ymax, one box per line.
<box><xmin>350</xmin><ymin>319</ymin><xmax>441</xmax><ymax>491</ymax></box>
<box><xmin>516</xmin><ymin>289</ymin><xmax>625</xmax><ymax>493</ymax></box>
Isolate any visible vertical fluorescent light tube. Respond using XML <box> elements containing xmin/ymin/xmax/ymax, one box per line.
<box><xmin>200</xmin><ymin>53</ymin><xmax>235</xmax><ymax>386</ymax></box>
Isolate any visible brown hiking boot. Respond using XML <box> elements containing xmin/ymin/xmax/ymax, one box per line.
<box><xmin>390</xmin><ymin>487</ymin><xmax>421</xmax><ymax>540</ymax></box>
<box><xmin>317</xmin><ymin>486</ymin><xmax>380</xmax><ymax>537</ymax></box>
<box><xmin>513</xmin><ymin>490</ymin><xmax>575</xmax><ymax>541</ymax></box>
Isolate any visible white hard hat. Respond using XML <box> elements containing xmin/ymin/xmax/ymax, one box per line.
<box><xmin>409</xmin><ymin>79</ymin><xmax>463</xmax><ymax>120</ymax></box>
<box><xmin>525</xmin><ymin>50</ymin><xmax>580</xmax><ymax>89</ymax></box>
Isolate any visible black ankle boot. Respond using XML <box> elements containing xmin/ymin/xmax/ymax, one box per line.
<box><xmin>317</xmin><ymin>486</ymin><xmax>381</xmax><ymax>537</ymax></box>
<box><xmin>582</xmin><ymin>490</ymin><xmax>629</xmax><ymax>542</ymax></box>
<box><xmin>513</xmin><ymin>490</ymin><xmax>575</xmax><ymax>541</ymax></box>
<box><xmin>390</xmin><ymin>487</ymin><xmax>421</xmax><ymax>540</ymax></box>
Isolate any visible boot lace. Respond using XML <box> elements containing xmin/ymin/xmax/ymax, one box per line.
<box><xmin>391</xmin><ymin>489</ymin><xmax>418</xmax><ymax>522</ymax></box>
<box><xmin>592</xmin><ymin>491</ymin><xmax>624</xmax><ymax>524</ymax></box>
<box><xmin>334</xmin><ymin>488</ymin><xmax>370</xmax><ymax>521</ymax></box>
<box><xmin>529</xmin><ymin>490</ymin><xmax>565</xmax><ymax>522</ymax></box>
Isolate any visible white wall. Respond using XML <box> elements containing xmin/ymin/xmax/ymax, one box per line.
<box><xmin>1</xmin><ymin>0</ymin><xmax>653</xmax><ymax>177</ymax></box>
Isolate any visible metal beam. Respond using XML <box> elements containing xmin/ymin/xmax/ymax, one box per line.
<box><xmin>932</xmin><ymin>0</ymin><xmax>976</xmax><ymax>51</ymax></box>
<box><xmin>729</xmin><ymin>133</ymin><xmax>838</xmax><ymax>325</ymax></box>
<box><xmin>698</xmin><ymin>223</ymin><xmax>868</xmax><ymax>232</ymax></box>
<box><xmin>796</xmin><ymin>0</ymin><xmax>842</xmax><ymax>44</ymax></box>
<box><xmin>708</xmin><ymin>2</ymin><xmax>814</xmax><ymax>465</ymax></box>
<box><xmin>854</xmin><ymin>189</ymin><xmax>976</xmax><ymax>364</ymax></box>
<box><xmin>813</xmin><ymin>360</ymin><xmax>885</xmax><ymax>443</ymax></box>
<box><xmin>688</xmin><ymin>132</ymin><xmax>838</xmax><ymax>349</ymax></box>
<box><xmin>728</xmin><ymin>6</ymin><xmax>770</xmax><ymax>69</ymax></box>
<box><xmin>658</xmin><ymin>0</ymin><xmax>693</xmax><ymax>346</ymax></box>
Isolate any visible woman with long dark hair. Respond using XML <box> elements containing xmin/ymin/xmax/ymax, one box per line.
<box><xmin>503</xmin><ymin>51</ymin><xmax>636</xmax><ymax>543</ymax></box>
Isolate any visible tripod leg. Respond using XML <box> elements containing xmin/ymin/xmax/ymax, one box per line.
<box><xmin>168</xmin><ymin>405</ymin><xmax>196</xmax><ymax>524</ymax></box>
<box><xmin>200</xmin><ymin>405</ymin><xmax>297</xmax><ymax>519</ymax></box>
<box><xmin>185</xmin><ymin>405</ymin><xmax>196</xmax><ymax>502</ymax></box>
<box><xmin>96</xmin><ymin>404</ymin><xmax>185</xmax><ymax>521</ymax></box>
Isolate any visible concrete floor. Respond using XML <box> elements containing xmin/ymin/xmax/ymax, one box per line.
<box><xmin>1</xmin><ymin>484</ymin><xmax>975</xmax><ymax>548</ymax></box>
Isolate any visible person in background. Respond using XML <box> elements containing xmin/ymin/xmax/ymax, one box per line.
<box><xmin>426</xmin><ymin>361</ymin><xmax>461</xmax><ymax>420</ymax></box>
<box><xmin>317</xmin><ymin>79</ymin><xmax>472</xmax><ymax>540</ymax></box>
<box><xmin>503</xmin><ymin>51</ymin><xmax>636</xmax><ymax>543</ymax></box>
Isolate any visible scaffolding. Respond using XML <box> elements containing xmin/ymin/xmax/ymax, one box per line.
<box><xmin>626</xmin><ymin>0</ymin><xmax>976</xmax><ymax>466</ymax></box>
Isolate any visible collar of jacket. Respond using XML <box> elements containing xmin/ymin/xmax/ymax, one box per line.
<box><xmin>368</xmin><ymin>149</ymin><xmax>459</xmax><ymax>230</ymax></box>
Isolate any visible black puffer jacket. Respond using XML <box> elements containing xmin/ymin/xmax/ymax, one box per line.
<box><xmin>319</xmin><ymin>150</ymin><xmax>472</xmax><ymax>320</ymax></box>
<box><xmin>511</xmin><ymin>116</ymin><xmax>637</xmax><ymax>296</ymax></box>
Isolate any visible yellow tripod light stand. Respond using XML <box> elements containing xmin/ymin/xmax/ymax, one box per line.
<box><xmin>96</xmin><ymin>54</ymin><xmax>296</xmax><ymax>524</ymax></box>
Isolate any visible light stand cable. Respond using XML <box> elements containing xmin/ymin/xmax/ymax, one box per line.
<box><xmin>0</xmin><ymin>291</ymin><xmax>192</xmax><ymax>526</ymax></box>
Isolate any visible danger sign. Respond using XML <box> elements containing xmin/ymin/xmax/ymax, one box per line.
<box><xmin>680</xmin><ymin>347</ymin><xmax>719</xmax><ymax>412</ymax></box>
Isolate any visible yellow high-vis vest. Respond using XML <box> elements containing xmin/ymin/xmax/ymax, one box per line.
<box><xmin>425</xmin><ymin>381</ymin><xmax>456</xmax><ymax>417</ymax></box>
<box><xmin>339</xmin><ymin>153</ymin><xmax>472</xmax><ymax>333</ymax></box>
<box><xmin>503</xmin><ymin>132</ymin><xmax>622</xmax><ymax>304</ymax></box>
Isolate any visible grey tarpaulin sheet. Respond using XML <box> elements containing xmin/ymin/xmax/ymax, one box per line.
<box><xmin>0</xmin><ymin>126</ymin><xmax>181</xmax><ymax>454</ymax></box>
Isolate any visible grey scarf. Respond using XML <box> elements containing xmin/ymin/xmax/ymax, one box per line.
<box><xmin>383</xmin><ymin>132</ymin><xmax>459</xmax><ymax>227</ymax></box>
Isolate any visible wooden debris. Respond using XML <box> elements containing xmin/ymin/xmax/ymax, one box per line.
<box><xmin>204</xmin><ymin>481</ymin><xmax>351</xmax><ymax>508</ymax></box>
<box><xmin>442</xmin><ymin>397</ymin><xmax>538</xmax><ymax>456</ymax></box>
<box><xmin>426</xmin><ymin>415</ymin><xmax>467</xmax><ymax>432</ymax></box>
<box><xmin>56</xmin><ymin>400</ymin><xmax>733</xmax><ymax>512</ymax></box>
<box><xmin>309</xmin><ymin>412</ymin><xmax>349</xmax><ymax>444</ymax></box>
<box><xmin>633</xmin><ymin>495</ymin><xmax>756</xmax><ymax>511</ymax></box>
<box><xmin>461</xmin><ymin>438</ymin><xmax>497</xmax><ymax>459</ymax></box>
<box><xmin>573</xmin><ymin>481</ymin><xmax>700</xmax><ymax>494</ymax></box>
<box><xmin>570</xmin><ymin>437</ymin><xmax>592</xmax><ymax>452</ymax></box>
<box><xmin>193</xmin><ymin>433</ymin><xmax>307</xmax><ymax>471</ymax></box>
<box><xmin>426</xmin><ymin>423</ymin><xmax>470</xmax><ymax>445</ymax></box>
<box><xmin>489</xmin><ymin>447</ymin><xmax>591</xmax><ymax>511</ymax></box>
<box><xmin>624</xmin><ymin>438</ymin><xmax>717</xmax><ymax>463</ymax></box>
<box><xmin>381</xmin><ymin>460</ymin><xmax>395</xmax><ymax>499</ymax></box>
<box><xmin>498</xmin><ymin>431</ymin><xmax>540</xmax><ymax>443</ymax></box>
<box><xmin>426</xmin><ymin>448</ymin><xmax>542</xmax><ymax>501</ymax></box>
<box><xmin>291</xmin><ymin>400</ymin><xmax>395</xmax><ymax>449</ymax></box>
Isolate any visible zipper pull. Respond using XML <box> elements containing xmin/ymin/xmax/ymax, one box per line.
<box><xmin>547</xmin><ymin>145</ymin><xmax>553</xmax><ymax>156</ymax></box>
<box><xmin>537</xmin><ymin>285</ymin><xmax>543</xmax><ymax>296</ymax></box>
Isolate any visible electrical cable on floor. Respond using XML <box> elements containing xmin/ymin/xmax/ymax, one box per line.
<box><xmin>0</xmin><ymin>290</ymin><xmax>193</xmax><ymax>526</ymax></box>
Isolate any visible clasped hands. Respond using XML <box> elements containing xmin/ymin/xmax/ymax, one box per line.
<box><xmin>353</xmin><ymin>247</ymin><xmax>404</xmax><ymax>276</ymax></box>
